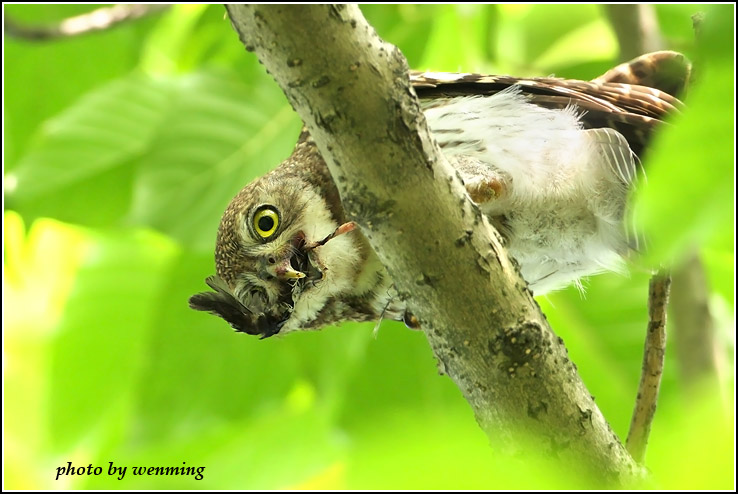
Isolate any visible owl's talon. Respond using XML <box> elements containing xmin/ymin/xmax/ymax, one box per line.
<box><xmin>465</xmin><ymin>177</ymin><xmax>505</xmax><ymax>204</ymax></box>
<box><xmin>403</xmin><ymin>311</ymin><xmax>421</xmax><ymax>330</ymax></box>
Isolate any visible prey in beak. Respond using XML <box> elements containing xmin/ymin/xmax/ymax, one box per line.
<box><xmin>275</xmin><ymin>221</ymin><xmax>358</xmax><ymax>283</ymax></box>
<box><xmin>305</xmin><ymin>221</ymin><xmax>357</xmax><ymax>251</ymax></box>
<box><xmin>266</xmin><ymin>256</ymin><xmax>306</xmax><ymax>281</ymax></box>
<box><xmin>191</xmin><ymin>221</ymin><xmax>358</xmax><ymax>339</ymax></box>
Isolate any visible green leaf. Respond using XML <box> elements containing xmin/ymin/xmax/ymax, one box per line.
<box><xmin>131</xmin><ymin>249</ymin><xmax>301</xmax><ymax>441</ymax></box>
<box><xmin>633</xmin><ymin>9</ymin><xmax>734</xmax><ymax>269</ymax></box>
<box><xmin>648</xmin><ymin>392</ymin><xmax>734</xmax><ymax>489</ymax></box>
<box><xmin>47</xmin><ymin>228</ymin><xmax>179</xmax><ymax>452</ymax></box>
<box><xmin>495</xmin><ymin>4</ymin><xmax>603</xmax><ymax>73</ymax></box>
<box><xmin>3</xmin><ymin>4</ymin><xmax>164</xmax><ymax>165</ymax></box>
<box><xmin>361</xmin><ymin>5</ymin><xmax>437</xmax><ymax>69</ymax></box>
<box><xmin>7</xmin><ymin>70</ymin><xmax>302</xmax><ymax>250</ymax></box>
<box><xmin>419</xmin><ymin>5</ymin><xmax>494</xmax><ymax>72</ymax></box>
<box><xmin>138</xmin><ymin>4</ymin><xmax>211</xmax><ymax>76</ymax></box>
<box><xmin>7</xmin><ymin>76</ymin><xmax>170</xmax><ymax>201</ymax></box>
<box><xmin>532</xmin><ymin>18</ymin><xmax>618</xmax><ymax>72</ymax></box>
<box><xmin>126</xmin><ymin>70</ymin><xmax>301</xmax><ymax>251</ymax></box>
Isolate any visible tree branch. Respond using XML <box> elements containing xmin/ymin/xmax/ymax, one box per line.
<box><xmin>604</xmin><ymin>4</ymin><xmax>663</xmax><ymax>61</ymax></box>
<box><xmin>670</xmin><ymin>253</ymin><xmax>721</xmax><ymax>394</ymax></box>
<box><xmin>4</xmin><ymin>4</ymin><xmax>170</xmax><ymax>42</ymax></box>
<box><xmin>226</xmin><ymin>4</ymin><xmax>640</xmax><ymax>483</ymax></box>
<box><xmin>626</xmin><ymin>270</ymin><xmax>671</xmax><ymax>463</ymax></box>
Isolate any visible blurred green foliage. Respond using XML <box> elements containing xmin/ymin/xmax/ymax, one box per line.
<box><xmin>3</xmin><ymin>4</ymin><xmax>734</xmax><ymax>490</ymax></box>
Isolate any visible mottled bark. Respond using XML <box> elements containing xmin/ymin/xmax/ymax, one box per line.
<box><xmin>226</xmin><ymin>4</ymin><xmax>640</xmax><ymax>483</ymax></box>
<box><xmin>627</xmin><ymin>271</ymin><xmax>670</xmax><ymax>463</ymax></box>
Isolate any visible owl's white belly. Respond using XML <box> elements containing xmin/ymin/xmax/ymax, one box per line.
<box><xmin>485</xmin><ymin>198</ymin><xmax>627</xmax><ymax>294</ymax></box>
<box><xmin>425</xmin><ymin>91</ymin><xmax>635</xmax><ymax>294</ymax></box>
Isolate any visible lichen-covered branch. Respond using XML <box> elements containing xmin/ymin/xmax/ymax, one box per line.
<box><xmin>226</xmin><ymin>4</ymin><xmax>640</xmax><ymax>482</ymax></box>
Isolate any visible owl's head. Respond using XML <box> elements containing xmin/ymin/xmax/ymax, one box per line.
<box><xmin>216</xmin><ymin>167</ymin><xmax>333</xmax><ymax>305</ymax></box>
<box><xmin>190</xmin><ymin>136</ymin><xmax>371</xmax><ymax>337</ymax></box>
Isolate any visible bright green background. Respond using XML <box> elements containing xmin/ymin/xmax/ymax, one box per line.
<box><xmin>3</xmin><ymin>4</ymin><xmax>734</xmax><ymax>490</ymax></box>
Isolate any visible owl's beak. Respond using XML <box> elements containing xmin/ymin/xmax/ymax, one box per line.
<box><xmin>269</xmin><ymin>258</ymin><xmax>306</xmax><ymax>280</ymax></box>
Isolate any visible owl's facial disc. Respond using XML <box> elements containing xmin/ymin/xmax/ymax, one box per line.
<box><xmin>236</xmin><ymin>221</ymin><xmax>356</xmax><ymax>313</ymax></box>
<box><xmin>241</xmin><ymin>203</ymin><xmax>310</xmax><ymax>286</ymax></box>
<box><xmin>232</xmin><ymin>229</ymin><xmax>323</xmax><ymax>312</ymax></box>
<box><xmin>206</xmin><ymin>175</ymin><xmax>357</xmax><ymax>337</ymax></box>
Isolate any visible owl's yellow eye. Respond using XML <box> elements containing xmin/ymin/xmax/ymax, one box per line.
<box><xmin>253</xmin><ymin>206</ymin><xmax>280</xmax><ymax>239</ymax></box>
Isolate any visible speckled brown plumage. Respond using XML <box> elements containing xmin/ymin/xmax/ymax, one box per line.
<box><xmin>190</xmin><ymin>51</ymin><xmax>689</xmax><ymax>338</ymax></box>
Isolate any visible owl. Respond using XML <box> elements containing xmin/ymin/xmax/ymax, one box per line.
<box><xmin>189</xmin><ymin>51</ymin><xmax>689</xmax><ymax>338</ymax></box>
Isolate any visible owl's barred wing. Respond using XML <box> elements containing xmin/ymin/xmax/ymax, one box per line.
<box><xmin>410</xmin><ymin>51</ymin><xmax>688</xmax><ymax>157</ymax></box>
<box><xmin>189</xmin><ymin>276</ymin><xmax>287</xmax><ymax>338</ymax></box>
<box><xmin>592</xmin><ymin>50</ymin><xmax>691</xmax><ymax>97</ymax></box>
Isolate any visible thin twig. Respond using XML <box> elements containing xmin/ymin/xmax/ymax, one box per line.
<box><xmin>626</xmin><ymin>270</ymin><xmax>671</xmax><ymax>463</ymax></box>
<box><xmin>4</xmin><ymin>4</ymin><xmax>170</xmax><ymax>42</ymax></box>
